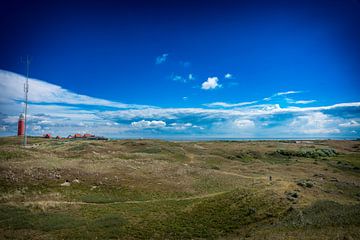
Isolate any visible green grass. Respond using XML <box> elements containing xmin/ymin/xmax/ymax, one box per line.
<box><xmin>281</xmin><ymin>200</ymin><xmax>360</xmax><ymax>228</ymax></box>
<box><xmin>0</xmin><ymin>188</ymin><xmax>288</xmax><ymax>239</ymax></box>
<box><xmin>329</xmin><ymin>153</ymin><xmax>360</xmax><ymax>170</ymax></box>
<box><xmin>156</xmin><ymin>189</ymin><xmax>286</xmax><ymax>239</ymax></box>
<box><xmin>1</xmin><ymin>137</ymin><xmax>360</xmax><ymax>239</ymax></box>
<box><xmin>0</xmin><ymin>149</ymin><xmax>29</xmax><ymax>161</ymax></box>
<box><xmin>269</xmin><ymin>148</ymin><xmax>338</xmax><ymax>159</ymax></box>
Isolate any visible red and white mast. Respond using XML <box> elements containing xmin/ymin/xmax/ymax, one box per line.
<box><xmin>23</xmin><ymin>56</ymin><xmax>30</xmax><ymax>146</ymax></box>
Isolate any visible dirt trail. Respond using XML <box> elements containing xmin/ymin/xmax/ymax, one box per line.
<box><xmin>7</xmin><ymin>169</ymin><xmax>268</xmax><ymax>207</ymax></box>
<box><xmin>8</xmin><ymin>191</ymin><xmax>228</xmax><ymax>207</ymax></box>
<box><xmin>214</xmin><ymin>169</ymin><xmax>266</xmax><ymax>180</ymax></box>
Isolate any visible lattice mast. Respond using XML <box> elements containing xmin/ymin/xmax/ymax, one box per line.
<box><xmin>23</xmin><ymin>56</ymin><xmax>30</xmax><ymax>146</ymax></box>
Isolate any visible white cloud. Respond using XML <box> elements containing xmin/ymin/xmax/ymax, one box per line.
<box><xmin>156</xmin><ymin>53</ymin><xmax>169</xmax><ymax>64</ymax></box>
<box><xmin>204</xmin><ymin>101</ymin><xmax>257</xmax><ymax>108</ymax></box>
<box><xmin>1</xmin><ymin>69</ymin><xmax>359</xmax><ymax>138</ymax></box>
<box><xmin>3</xmin><ymin>115</ymin><xmax>19</xmax><ymax>123</ymax></box>
<box><xmin>339</xmin><ymin>120</ymin><xmax>360</xmax><ymax>128</ymax></box>
<box><xmin>224</xmin><ymin>73</ymin><xmax>233</xmax><ymax>79</ymax></box>
<box><xmin>188</xmin><ymin>73</ymin><xmax>195</xmax><ymax>81</ymax></box>
<box><xmin>169</xmin><ymin>122</ymin><xmax>192</xmax><ymax>130</ymax></box>
<box><xmin>171</xmin><ymin>73</ymin><xmax>194</xmax><ymax>83</ymax></box>
<box><xmin>233</xmin><ymin>119</ymin><xmax>255</xmax><ymax>128</ymax></box>
<box><xmin>0</xmin><ymin>69</ymin><xmax>153</xmax><ymax>137</ymax></box>
<box><xmin>289</xmin><ymin>112</ymin><xmax>340</xmax><ymax>134</ymax></box>
<box><xmin>276</xmin><ymin>90</ymin><xmax>301</xmax><ymax>96</ymax></box>
<box><xmin>32</xmin><ymin>125</ymin><xmax>42</xmax><ymax>131</ymax></box>
<box><xmin>0</xmin><ymin>70</ymin><xmax>149</xmax><ymax>110</ymax></box>
<box><xmin>100</xmin><ymin>102</ymin><xmax>360</xmax><ymax>122</ymax></box>
<box><xmin>264</xmin><ymin>90</ymin><xmax>301</xmax><ymax>101</ymax></box>
<box><xmin>285</xmin><ymin>98</ymin><xmax>316</xmax><ymax>105</ymax></box>
<box><xmin>201</xmin><ymin>77</ymin><xmax>221</xmax><ymax>90</ymax></box>
<box><xmin>131</xmin><ymin>120</ymin><xmax>166</xmax><ymax>128</ymax></box>
<box><xmin>169</xmin><ymin>122</ymin><xmax>204</xmax><ymax>131</ymax></box>
<box><xmin>171</xmin><ymin>75</ymin><xmax>185</xmax><ymax>82</ymax></box>
<box><xmin>293</xmin><ymin>100</ymin><xmax>316</xmax><ymax>104</ymax></box>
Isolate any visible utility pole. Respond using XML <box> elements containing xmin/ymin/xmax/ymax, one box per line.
<box><xmin>23</xmin><ymin>56</ymin><xmax>30</xmax><ymax>146</ymax></box>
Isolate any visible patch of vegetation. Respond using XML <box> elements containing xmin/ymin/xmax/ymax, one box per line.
<box><xmin>286</xmin><ymin>190</ymin><xmax>300</xmax><ymax>203</ymax></box>
<box><xmin>67</xmin><ymin>142</ymin><xmax>92</xmax><ymax>152</ymax></box>
<box><xmin>0</xmin><ymin>205</ymin><xmax>85</xmax><ymax>231</ymax></box>
<box><xmin>226</xmin><ymin>150</ymin><xmax>263</xmax><ymax>162</ymax></box>
<box><xmin>296</xmin><ymin>179</ymin><xmax>314</xmax><ymax>188</ymax></box>
<box><xmin>282</xmin><ymin>200</ymin><xmax>360</xmax><ymax>228</ymax></box>
<box><xmin>0</xmin><ymin>149</ymin><xmax>28</xmax><ymax>161</ymax></box>
<box><xmin>328</xmin><ymin>154</ymin><xmax>360</xmax><ymax>172</ymax></box>
<box><xmin>270</xmin><ymin>148</ymin><xmax>338</xmax><ymax>159</ymax></box>
<box><xmin>152</xmin><ymin>189</ymin><xmax>287</xmax><ymax>239</ymax></box>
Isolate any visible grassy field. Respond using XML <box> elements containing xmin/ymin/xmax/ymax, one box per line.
<box><xmin>0</xmin><ymin>137</ymin><xmax>359</xmax><ymax>239</ymax></box>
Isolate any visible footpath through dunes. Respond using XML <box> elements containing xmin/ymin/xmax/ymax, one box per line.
<box><xmin>0</xmin><ymin>137</ymin><xmax>360</xmax><ymax>239</ymax></box>
<box><xmin>10</xmin><ymin>191</ymin><xmax>230</xmax><ymax>207</ymax></box>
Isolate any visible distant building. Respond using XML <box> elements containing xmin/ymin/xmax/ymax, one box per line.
<box><xmin>43</xmin><ymin>133</ymin><xmax>52</xmax><ymax>138</ymax></box>
<box><xmin>67</xmin><ymin>135</ymin><xmax>73</xmax><ymax>139</ymax></box>
<box><xmin>55</xmin><ymin>136</ymin><xmax>61</xmax><ymax>139</ymax></box>
<box><xmin>17</xmin><ymin>114</ymin><xmax>25</xmax><ymax>136</ymax></box>
<box><xmin>83</xmin><ymin>133</ymin><xmax>94</xmax><ymax>138</ymax></box>
<box><xmin>74</xmin><ymin>133</ymin><xmax>82</xmax><ymax>138</ymax></box>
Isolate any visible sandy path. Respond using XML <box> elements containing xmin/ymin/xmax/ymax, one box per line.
<box><xmin>6</xmin><ymin>191</ymin><xmax>229</xmax><ymax>207</ymax></box>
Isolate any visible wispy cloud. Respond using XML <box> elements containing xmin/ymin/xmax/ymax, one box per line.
<box><xmin>0</xmin><ymin>70</ymin><xmax>151</xmax><ymax>137</ymax></box>
<box><xmin>171</xmin><ymin>73</ymin><xmax>194</xmax><ymax>83</ymax></box>
<box><xmin>1</xmin><ymin>69</ymin><xmax>359</xmax><ymax>138</ymax></box>
<box><xmin>201</xmin><ymin>77</ymin><xmax>221</xmax><ymax>90</ymax></box>
<box><xmin>156</xmin><ymin>53</ymin><xmax>169</xmax><ymax>64</ymax></box>
<box><xmin>264</xmin><ymin>90</ymin><xmax>302</xmax><ymax>101</ymax></box>
<box><xmin>224</xmin><ymin>73</ymin><xmax>234</xmax><ymax>79</ymax></box>
<box><xmin>131</xmin><ymin>120</ymin><xmax>166</xmax><ymax>128</ymax></box>
<box><xmin>204</xmin><ymin>101</ymin><xmax>257</xmax><ymax>108</ymax></box>
<box><xmin>169</xmin><ymin>122</ymin><xmax>203</xmax><ymax>130</ymax></box>
<box><xmin>233</xmin><ymin>119</ymin><xmax>255</xmax><ymax>128</ymax></box>
<box><xmin>171</xmin><ymin>74</ymin><xmax>185</xmax><ymax>82</ymax></box>
<box><xmin>339</xmin><ymin>120</ymin><xmax>360</xmax><ymax>128</ymax></box>
<box><xmin>285</xmin><ymin>98</ymin><xmax>316</xmax><ymax>105</ymax></box>
<box><xmin>100</xmin><ymin>102</ymin><xmax>360</xmax><ymax>121</ymax></box>
<box><xmin>0</xmin><ymin>70</ymin><xmax>149</xmax><ymax>110</ymax></box>
<box><xmin>276</xmin><ymin>90</ymin><xmax>301</xmax><ymax>96</ymax></box>
<box><xmin>293</xmin><ymin>100</ymin><xmax>316</xmax><ymax>104</ymax></box>
<box><xmin>289</xmin><ymin>112</ymin><xmax>340</xmax><ymax>134</ymax></box>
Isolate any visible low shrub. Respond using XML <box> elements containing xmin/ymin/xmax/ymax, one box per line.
<box><xmin>271</xmin><ymin>148</ymin><xmax>337</xmax><ymax>159</ymax></box>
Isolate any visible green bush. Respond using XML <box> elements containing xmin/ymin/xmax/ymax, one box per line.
<box><xmin>271</xmin><ymin>148</ymin><xmax>337</xmax><ymax>159</ymax></box>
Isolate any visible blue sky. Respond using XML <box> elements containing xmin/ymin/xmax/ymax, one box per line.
<box><xmin>0</xmin><ymin>0</ymin><xmax>360</xmax><ymax>139</ymax></box>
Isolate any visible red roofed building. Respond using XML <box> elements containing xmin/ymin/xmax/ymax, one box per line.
<box><xmin>83</xmin><ymin>133</ymin><xmax>93</xmax><ymax>138</ymax></box>
<box><xmin>43</xmin><ymin>133</ymin><xmax>52</xmax><ymax>138</ymax></box>
<box><xmin>74</xmin><ymin>133</ymin><xmax>82</xmax><ymax>138</ymax></box>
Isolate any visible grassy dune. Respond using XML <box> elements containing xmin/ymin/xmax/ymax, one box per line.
<box><xmin>0</xmin><ymin>137</ymin><xmax>359</xmax><ymax>239</ymax></box>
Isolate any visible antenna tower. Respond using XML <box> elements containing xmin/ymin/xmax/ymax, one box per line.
<box><xmin>23</xmin><ymin>56</ymin><xmax>30</xmax><ymax>146</ymax></box>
